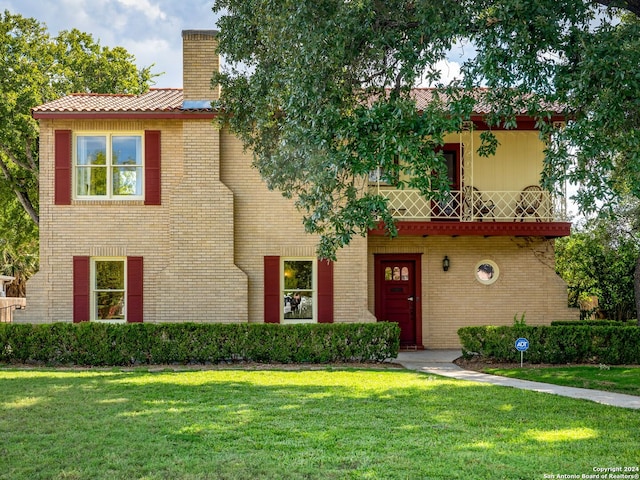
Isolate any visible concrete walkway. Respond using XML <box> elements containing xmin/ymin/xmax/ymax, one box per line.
<box><xmin>395</xmin><ymin>350</ymin><xmax>640</xmax><ymax>410</ymax></box>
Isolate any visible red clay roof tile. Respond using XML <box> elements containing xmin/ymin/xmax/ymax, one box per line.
<box><xmin>32</xmin><ymin>88</ymin><xmax>185</xmax><ymax>113</ymax></box>
<box><xmin>32</xmin><ymin>87</ymin><xmax>563</xmax><ymax>117</ymax></box>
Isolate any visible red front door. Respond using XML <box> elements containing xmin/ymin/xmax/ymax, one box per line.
<box><xmin>375</xmin><ymin>255</ymin><xmax>422</xmax><ymax>347</ymax></box>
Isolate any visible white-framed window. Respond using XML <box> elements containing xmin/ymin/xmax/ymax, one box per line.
<box><xmin>282</xmin><ymin>258</ymin><xmax>316</xmax><ymax>323</ymax></box>
<box><xmin>75</xmin><ymin>133</ymin><xmax>143</xmax><ymax>199</ymax></box>
<box><xmin>91</xmin><ymin>257</ymin><xmax>126</xmax><ymax>322</ymax></box>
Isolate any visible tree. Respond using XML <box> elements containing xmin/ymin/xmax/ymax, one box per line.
<box><xmin>593</xmin><ymin>195</ymin><xmax>640</xmax><ymax>322</ymax></box>
<box><xmin>213</xmin><ymin>0</ymin><xmax>640</xmax><ymax>323</ymax></box>
<box><xmin>0</xmin><ymin>180</ymin><xmax>37</xmax><ymax>297</ymax></box>
<box><xmin>556</xmin><ymin>214</ymin><xmax>639</xmax><ymax>320</ymax></box>
<box><xmin>0</xmin><ymin>10</ymin><xmax>155</xmax><ymax>226</ymax></box>
<box><xmin>213</xmin><ymin>0</ymin><xmax>640</xmax><ymax>262</ymax></box>
<box><xmin>461</xmin><ymin>1</ymin><xmax>640</xmax><ymax>323</ymax></box>
<box><xmin>213</xmin><ymin>0</ymin><xmax>472</xmax><ymax>259</ymax></box>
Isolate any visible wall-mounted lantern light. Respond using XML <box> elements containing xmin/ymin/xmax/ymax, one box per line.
<box><xmin>443</xmin><ymin>255</ymin><xmax>450</xmax><ymax>272</ymax></box>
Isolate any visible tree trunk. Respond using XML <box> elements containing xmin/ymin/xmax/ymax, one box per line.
<box><xmin>635</xmin><ymin>253</ymin><xmax>640</xmax><ymax>325</ymax></box>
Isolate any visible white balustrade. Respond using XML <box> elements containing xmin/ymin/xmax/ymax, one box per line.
<box><xmin>376</xmin><ymin>188</ymin><xmax>561</xmax><ymax>222</ymax></box>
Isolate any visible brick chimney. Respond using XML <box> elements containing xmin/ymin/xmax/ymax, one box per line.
<box><xmin>181</xmin><ymin>30</ymin><xmax>220</xmax><ymax>105</ymax></box>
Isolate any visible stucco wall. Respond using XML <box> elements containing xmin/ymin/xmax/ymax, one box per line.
<box><xmin>459</xmin><ymin>130</ymin><xmax>545</xmax><ymax>191</ymax></box>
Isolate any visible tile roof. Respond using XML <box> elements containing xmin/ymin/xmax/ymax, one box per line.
<box><xmin>32</xmin><ymin>87</ymin><xmax>563</xmax><ymax>116</ymax></box>
<box><xmin>32</xmin><ymin>88</ymin><xmax>187</xmax><ymax>113</ymax></box>
<box><xmin>410</xmin><ymin>88</ymin><xmax>564</xmax><ymax>115</ymax></box>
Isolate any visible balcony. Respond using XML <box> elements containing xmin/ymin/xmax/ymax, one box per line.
<box><xmin>370</xmin><ymin>186</ymin><xmax>572</xmax><ymax>237</ymax></box>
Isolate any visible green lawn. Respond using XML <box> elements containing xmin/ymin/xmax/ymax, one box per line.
<box><xmin>0</xmin><ymin>367</ymin><xmax>639</xmax><ymax>480</ymax></box>
<box><xmin>483</xmin><ymin>365</ymin><xmax>640</xmax><ymax>396</ymax></box>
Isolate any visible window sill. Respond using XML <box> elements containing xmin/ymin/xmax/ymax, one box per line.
<box><xmin>282</xmin><ymin>319</ymin><xmax>316</xmax><ymax>325</ymax></box>
<box><xmin>71</xmin><ymin>199</ymin><xmax>145</xmax><ymax>206</ymax></box>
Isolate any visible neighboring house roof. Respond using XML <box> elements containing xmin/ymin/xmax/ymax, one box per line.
<box><xmin>31</xmin><ymin>88</ymin><xmax>215</xmax><ymax>119</ymax></box>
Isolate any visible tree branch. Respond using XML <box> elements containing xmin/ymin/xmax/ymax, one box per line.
<box><xmin>597</xmin><ymin>0</ymin><xmax>640</xmax><ymax>17</ymax></box>
<box><xmin>0</xmin><ymin>141</ymin><xmax>38</xmax><ymax>174</ymax></box>
<box><xmin>24</xmin><ymin>138</ymin><xmax>38</xmax><ymax>172</ymax></box>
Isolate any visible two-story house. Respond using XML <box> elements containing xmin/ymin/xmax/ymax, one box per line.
<box><xmin>19</xmin><ymin>30</ymin><xmax>577</xmax><ymax>349</ymax></box>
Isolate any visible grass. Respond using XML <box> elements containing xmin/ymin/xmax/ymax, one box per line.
<box><xmin>483</xmin><ymin>364</ymin><xmax>640</xmax><ymax>396</ymax></box>
<box><xmin>0</xmin><ymin>366</ymin><xmax>639</xmax><ymax>480</ymax></box>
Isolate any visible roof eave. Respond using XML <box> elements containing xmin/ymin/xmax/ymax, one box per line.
<box><xmin>32</xmin><ymin>110</ymin><xmax>217</xmax><ymax>120</ymax></box>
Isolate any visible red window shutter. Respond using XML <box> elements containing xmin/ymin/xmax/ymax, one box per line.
<box><xmin>264</xmin><ymin>256</ymin><xmax>280</xmax><ymax>323</ymax></box>
<box><xmin>127</xmin><ymin>257</ymin><xmax>144</xmax><ymax>323</ymax></box>
<box><xmin>144</xmin><ymin>130</ymin><xmax>161</xmax><ymax>205</ymax></box>
<box><xmin>73</xmin><ymin>256</ymin><xmax>90</xmax><ymax>323</ymax></box>
<box><xmin>55</xmin><ymin>130</ymin><xmax>72</xmax><ymax>205</ymax></box>
<box><xmin>317</xmin><ymin>260</ymin><xmax>334</xmax><ymax>323</ymax></box>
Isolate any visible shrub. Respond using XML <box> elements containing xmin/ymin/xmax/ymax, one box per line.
<box><xmin>458</xmin><ymin>324</ymin><xmax>640</xmax><ymax>364</ymax></box>
<box><xmin>550</xmin><ymin>319</ymin><xmax>637</xmax><ymax>326</ymax></box>
<box><xmin>0</xmin><ymin>322</ymin><xmax>400</xmax><ymax>366</ymax></box>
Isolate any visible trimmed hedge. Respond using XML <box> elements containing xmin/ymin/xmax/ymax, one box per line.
<box><xmin>550</xmin><ymin>319</ymin><xmax>638</xmax><ymax>327</ymax></box>
<box><xmin>0</xmin><ymin>322</ymin><xmax>400</xmax><ymax>366</ymax></box>
<box><xmin>458</xmin><ymin>325</ymin><xmax>640</xmax><ymax>364</ymax></box>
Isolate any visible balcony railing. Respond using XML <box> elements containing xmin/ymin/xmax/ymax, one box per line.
<box><xmin>377</xmin><ymin>186</ymin><xmax>566</xmax><ymax>222</ymax></box>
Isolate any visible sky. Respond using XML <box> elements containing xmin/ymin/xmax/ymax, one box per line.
<box><xmin>0</xmin><ymin>0</ymin><xmax>467</xmax><ymax>89</ymax></box>
<box><xmin>0</xmin><ymin>0</ymin><xmax>222</xmax><ymax>88</ymax></box>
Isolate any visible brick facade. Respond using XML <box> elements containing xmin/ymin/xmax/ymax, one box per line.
<box><xmin>19</xmin><ymin>29</ymin><xmax>578</xmax><ymax>347</ymax></box>
<box><xmin>368</xmin><ymin>236</ymin><xmax>577</xmax><ymax>349</ymax></box>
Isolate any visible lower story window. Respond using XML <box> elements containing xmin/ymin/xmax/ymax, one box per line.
<box><xmin>283</xmin><ymin>258</ymin><xmax>316</xmax><ymax>322</ymax></box>
<box><xmin>92</xmin><ymin>258</ymin><xmax>126</xmax><ymax>321</ymax></box>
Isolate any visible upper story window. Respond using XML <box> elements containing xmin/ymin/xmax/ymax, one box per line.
<box><xmin>75</xmin><ymin>134</ymin><xmax>143</xmax><ymax>199</ymax></box>
<box><xmin>440</xmin><ymin>143</ymin><xmax>462</xmax><ymax>191</ymax></box>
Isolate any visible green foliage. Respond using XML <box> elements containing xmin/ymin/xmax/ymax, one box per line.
<box><xmin>551</xmin><ymin>319</ymin><xmax>637</xmax><ymax>326</ymax></box>
<box><xmin>0</xmin><ymin>183</ymin><xmax>37</xmax><ymax>296</ymax></box>
<box><xmin>556</xmin><ymin>216</ymin><xmax>639</xmax><ymax>320</ymax></box>
<box><xmin>458</xmin><ymin>324</ymin><xmax>640</xmax><ymax>364</ymax></box>
<box><xmin>512</xmin><ymin>312</ymin><xmax>526</xmax><ymax>325</ymax></box>
<box><xmin>213</xmin><ymin>1</ymin><xmax>640</xmax><ymax>259</ymax></box>
<box><xmin>0</xmin><ymin>322</ymin><xmax>400</xmax><ymax>366</ymax></box>
<box><xmin>214</xmin><ymin>0</ymin><xmax>473</xmax><ymax>259</ymax></box>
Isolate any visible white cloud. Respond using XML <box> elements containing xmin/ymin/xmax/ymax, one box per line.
<box><xmin>116</xmin><ymin>0</ymin><xmax>166</xmax><ymax>22</ymax></box>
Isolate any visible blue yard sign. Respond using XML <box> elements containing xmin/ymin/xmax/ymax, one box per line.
<box><xmin>515</xmin><ymin>338</ymin><xmax>529</xmax><ymax>367</ymax></box>
<box><xmin>515</xmin><ymin>338</ymin><xmax>529</xmax><ymax>351</ymax></box>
